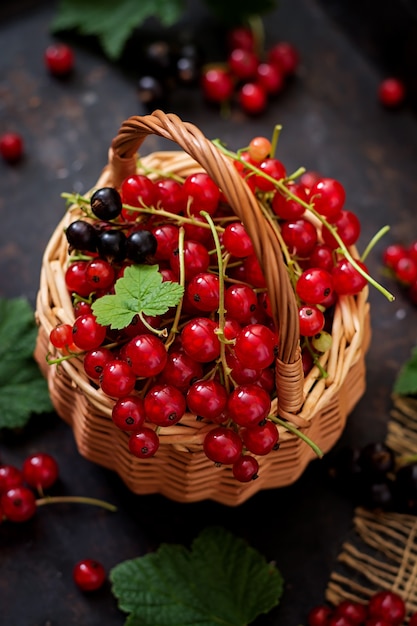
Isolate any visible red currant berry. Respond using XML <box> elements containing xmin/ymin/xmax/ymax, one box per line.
<box><xmin>44</xmin><ymin>43</ymin><xmax>74</xmax><ymax>76</ymax></box>
<box><xmin>234</xmin><ymin>323</ymin><xmax>278</xmax><ymax>369</ymax></box>
<box><xmin>100</xmin><ymin>360</ymin><xmax>136</xmax><ymax>398</ymax></box>
<box><xmin>201</xmin><ymin>67</ymin><xmax>234</xmax><ymax>103</ymax></box>
<box><xmin>120</xmin><ymin>174</ymin><xmax>157</xmax><ymax>220</ymax></box>
<box><xmin>227</xmin><ymin>27</ymin><xmax>255</xmax><ymax>52</ymax></box>
<box><xmin>239</xmin><ymin>82</ymin><xmax>267</xmax><ymax>115</ymax></box>
<box><xmin>144</xmin><ymin>384</ymin><xmax>186</xmax><ymax>426</ymax></box>
<box><xmin>187</xmin><ymin>272</ymin><xmax>220</xmax><ymax>312</ymax></box>
<box><xmin>296</xmin><ymin>268</ymin><xmax>334</xmax><ymax>305</ymax></box>
<box><xmin>111</xmin><ymin>395</ymin><xmax>146</xmax><ymax>431</ymax></box>
<box><xmin>158</xmin><ymin>351</ymin><xmax>203</xmax><ymax>393</ymax></box>
<box><xmin>255</xmin><ymin>157</ymin><xmax>286</xmax><ymax>191</ymax></box>
<box><xmin>0</xmin><ymin>465</ymin><xmax>24</xmax><ymax>494</ymax></box>
<box><xmin>181</xmin><ymin>317</ymin><xmax>220</xmax><ymax>363</ymax></box>
<box><xmin>72</xmin><ymin>314</ymin><xmax>107</xmax><ymax>351</ymax></box>
<box><xmin>222</xmin><ymin>221</ymin><xmax>254</xmax><ymax>257</ymax></box>
<box><xmin>367</xmin><ymin>590</ymin><xmax>405</xmax><ymax>625</ymax></box>
<box><xmin>334</xmin><ymin>600</ymin><xmax>367</xmax><ymax>625</ymax></box>
<box><xmin>298</xmin><ymin>305</ymin><xmax>325</xmax><ymax>337</ymax></box>
<box><xmin>169</xmin><ymin>239</ymin><xmax>210</xmax><ymax>281</ymax></box>
<box><xmin>378</xmin><ymin>77</ymin><xmax>405</xmax><ymax>108</ymax></box>
<box><xmin>256</xmin><ymin>62</ymin><xmax>284</xmax><ymax>94</ymax></box>
<box><xmin>50</xmin><ymin>323</ymin><xmax>73</xmax><ymax>350</ymax></box>
<box><xmin>227</xmin><ymin>384</ymin><xmax>271</xmax><ymax>427</ymax></box>
<box><xmin>83</xmin><ymin>347</ymin><xmax>113</xmax><ymax>380</ymax></box>
<box><xmin>321</xmin><ymin>210</ymin><xmax>361</xmax><ymax>248</ymax></box>
<box><xmin>85</xmin><ymin>258</ymin><xmax>116</xmax><ymax>291</ymax></box>
<box><xmin>240</xmin><ymin>420</ymin><xmax>279</xmax><ymax>455</ymax></box>
<box><xmin>1</xmin><ymin>486</ymin><xmax>37</xmax><ymax>522</ymax></box>
<box><xmin>394</xmin><ymin>256</ymin><xmax>417</xmax><ymax>285</ymax></box>
<box><xmin>268</xmin><ymin>41</ymin><xmax>299</xmax><ymax>75</ymax></box>
<box><xmin>228</xmin><ymin>48</ymin><xmax>258</xmax><ymax>80</ymax></box>
<box><xmin>155</xmin><ymin>178</ymin><xmax>187</xmax><ymax>215</ymax></box>
<box><xmin>281</xmin><ymin>218</ymin><xmax>318</xmax><ymax>257</ymax></box>
<box><xmin>271</xmin><ymin>183</ymin><xmax>307</xmax><ymax>219</ymax></box>
<box><xmin>65</xmin><ymin>261</ymin><xmax>93</xmax><ymax>298</ymax></box>
<box><xmin>232</xmin><ymin>455</ymin><xmax>259</xmax><ymax>482</ymax></box>
<box><xmin>308</xmin><ymin>244</ymin><xmax>334</xmax><ymax>272</ymax></box>
<box><xmin>128</xmin><ymin>427</ymin><xmax>160</xmax><ymax>458</ymax></box>
<box><xmin>183</xmin><ymin>172</ymin><xmax>220</xmax><ymax>217</ymax></box>
<box><xmin>331</xmin><ymin>258</ymin><xmax>368</xmax><ymax>295</ymax></box>
<box><xmin>225</xmin><ymin>284</ymin><xmax>258</xmax><ymax>325</ymax></box>
<box><xmin>124</xmin><ymin>334</ymin><xmax>168</xmax><ymax>377</ymax></box>
<box><xmin>226</xmin><ymin>351</ymin><xmax>261</xmax><ymax>385</ymax></box>
<box><xmin>152</xmin><ymin>223</ymin><xmax>180</xmax><ymax>261</ymax></box>
<box><xmin>187</xmin><ymin>380</ymin><xmax>228</xmax><ymax>420</ymax></box>
<box><xmin>203</xmin><ymin>427</ymin><xmax>243</xmax><ymax>465</ymax></box>
<box><xmin>310</xmin><ymin>177</ymin><xmax>345</xmax><ymax>220</ymax></box>
<box><xmin>22</xmin><ymin>453</ymin><xmax>59</xmax><ymax>491</ymax></box>
<box><xmin>382</xmin><ymin>243</ymin><xmax>408</xmax><ymax>269</ymax></box>
<box><xmin>241</xmin><ymin>254</ymin><xmax>267</xmax><ymax>287</ymax></box>
<box><xmin>0</xmin><ymin>132</ymin><xmax>24</xmax><ymax>163</ymax></box>
<box><xmin>73</xmin><ymin>559</ymin><xmax>106</xmax><ymax>592</ymax></box>
<box><xmin>307</xmin><ymin>604</ymin><xmax>333</xmax><ymax>626</ymax></box>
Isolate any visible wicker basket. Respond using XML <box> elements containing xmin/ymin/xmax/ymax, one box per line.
<box><xmin>34</xmin><ymin>110</ymin><xmax>371</xmax><ymax>506</ymax></box>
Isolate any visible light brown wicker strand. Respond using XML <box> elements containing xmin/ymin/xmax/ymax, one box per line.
<box><xmin>108</xmin><ymin>110</ymin><xmax>304</xmax><ymax>415</ymax></box>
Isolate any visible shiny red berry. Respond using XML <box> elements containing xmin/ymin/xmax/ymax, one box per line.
<box><xmin>44</xmin><ymin>43</ymin><xmax>74</xmax><ymax>76</ymax></box>
<box><xmin>0</xmin><ymin>132</ymin><xmax>24</xmax><ymax>163</ymax></box>
<box><xmin>73</xmin><ymin>559</ymin><xmax>106</xmax><ymax>591</ymax></box>
<box><xmin>22</xmin><ymin>453</ymin><xmax>59</xmax><ymax>491</ymax></box>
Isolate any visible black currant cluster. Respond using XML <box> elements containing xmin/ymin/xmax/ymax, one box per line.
<box><xmin>66</xmin><ymin>187</ymin><xmax>157</xmax><ymax>264</ymax></box>
<box><xmin>135</xmin><ymin>39</ymin><xmax>203</xmax><ymax>110</ymax></box>
<box><xmin>325</xmin><ymin>441</ymin><xmax>417</xmax><ymax>514</ymax></box>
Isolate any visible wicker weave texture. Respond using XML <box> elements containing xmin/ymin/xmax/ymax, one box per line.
<box><xmin>34</xmin><ymin>111</ymin><xmax>371</xmax><ymax>505</ymax></box>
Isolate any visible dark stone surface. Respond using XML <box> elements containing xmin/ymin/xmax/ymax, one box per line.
<box><xmin>1</xmin><ymin>1</ymin><xmax>417</xmax><ymax>624</ymax></box>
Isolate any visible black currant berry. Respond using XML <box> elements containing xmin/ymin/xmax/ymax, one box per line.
<box><xmin>65</xmin><ymin>220</ymin><xmax>98</xmax><ymax>252</ymax></box>
<box><xmin>90</xmin><ymin>187</ymin><xmax>122</xmax><ymax>221</ymax></box>
<box><xmin>137</xmin><ymin>76</ymin><xmax>165</xmax><ymax>109</ymax></box>
<box><xmin>143</xmin><ymin>40</ymin><xmax>174</xmax><ymax>79</ymax></box>
<box><xmin>97</xmin><ymin>229</ymin><xmax>126</xmax><ymax>262</ymax></box>
<box><xmin>358</xmin><ymin>442</ymin><xmax>395</xmax><ymax>480</ymax></box>
<box><xmin>125</xmin><ymin>230</ymin><xmax>157</xmax><ymax>263</ymax></box>
<box><xmin>359</xmin><ymin>479</ymin><xmax>394</xmax><ymax>510</ymax></box>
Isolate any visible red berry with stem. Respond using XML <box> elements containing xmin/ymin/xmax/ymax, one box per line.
<box><xmin>22</xmin><ymin>453</ymin><xmax>59</xmax><ymax>491</ymax></box>
<box><xmin>0</xmin><ymin>465</ymin><xmax>24</xmax><ymax>494</ymax></box>
<box><xmin>203</xmin><ymin>427</ymin><xmax>243</xmax><ymax>465</ymax></box>
<box><xmin>144</xmin><ymin>384</ymin><xmax>186</xmax><ymax>427</ymax></box>
<box><xmin>271</xmin><ymin>182</ymin><xmax>307</xmax><ymax>219</ymax></box>
<box><xmin>44</xmin><ymin>43</ymin><xmax>74</xmax><ymax>76</ymax></box>
<box><xmin>234</xmin><ymin>323</ymin><xmax>278</xmax><ymax>369</ymax></box>
<box><xmin>307</xmin><ymin>604</ymin><xmax>333</xmax><ymax>626</ymax></box>
<box><xmin>367</xmin><ymin>590</ymin><xmax>405</xmax><ymax>625</ymax></box>
<box><xmin>241</xmin><ymin>254</ymin><xmax>266</xmax><ymax>288</ymax></box>
<box><xmin>296</xmin><ymin>267</ymin><xmax>334</xmax><ymax>305</ymax></box>
<box><xmin>378</xmin><ymin>77</ymin><xmax>405</xmax><ymax>108</ymax></box>
<box><xmin>255</xmin><ymin>157</ymin><xmax>286</xmax><ymax>191</ymax></box>
<box><xmin>83</xmin><ymin>347</ymin><xmax>113</xmax><ymax>380</ymax></box>
<box><xmin>222</xmin><ymin>221</ymin><xmax>254</xmax><ymax>257</ymax></box>
<box><xmin>331</xmin><ymin>258</ymin><xmax>368</xmax><ymax>295</ymax></box>
<box><xmin>120</xmin><ymin>174</ymin><xmax>157</xmax><ymax>220</ymax></box>
<box><xmin>169</xmin><ymin>239</ymin><xmax>210</xmax><ymax>281</ymax></box>
<box><xmin>239</xmin><ymin>82</ymin><xmax>267</xmax><ymax>115</ymax></box>
<box><xmin>183</xmin><ymin>172</ymin><xmax>220</xmax><ymax>217</ymax></box>
<box><xmin>128</xmin><ymin>427</ymin><xmax>160</xmax><ymax>458</ymax></box>
<box><xmin>248</xmin><ymin>136</ymin><xmax>272</xmax><ymax>162</ymax></box>
<box><xmin>232</xmin><ymin>455</ymin><xmax>259</xmax><ymax>482</ymax></box>
<box><xmin>73</xmin><ymin>559</ymin><xmax>106</xmax><ymax>592</ymax></box>
<box><xmin>124</xmin><ymin>334</ymin><xmax>168</xmax><ymax>377</ymax></box>
<box><xmin>111</xmin><ymin>395</ymin><xmax>146</xmax><ymax>431</ymax></box>
<box><xmin>224</xmin><ymin>284</ymin><xmax>258</xmax><ymax>324</ymax></box>
<box><xmin>226</xmin><ymin>351</ymin><xmax>261</xmax><ymax>385</ymax></box>
<box><xmin>1</xmin><ymin>486</ymin><xmax>37</xmax><ymax>522</ymax></box>
<box><xmin>152</xmin><ymin>223</ymin><xmax>180</xmax><ymax>261</ymax></box>
<box><xmin>65</xmin><ymin>261</ymin><xmax>93</xmax><ymax>298</ymax></box>
<box><xmin>227</xmin><ymin>384</ymin><xmax>271</xmax><ymax>427</ymax></box>
<box><xmin>155</xmin><ymin>178</ymin><xmax>187</xmax><ymax>215</ymax></box>
<box><xmin>321</xmin><ymin>210</ymin><xmax>361</xmax><ymax>248</ymax></box>
<box><xmin>187</xmin><ymin>272</ymin><xmax>220</xmax><ymax>312</ymax></box>
<box><xmin>228</xmin><ymin>48</ymin><xmax>258</xmax><ymax>80</ymax></box>
<box><xmin>308</xmin><ymin>244</ymin><xmax>334</xmax><ymax>272</ymax></box>
<box><xmin>181</xmin><ymin>317</ymin><xmax>220</xmax><ymax>363</ymax></box>
<box><xmin>281</xmin><ymin>218</ymin><xmax>318</xmax><ymax>257</ymax></box>
<box><xmin>201</xmin><ymin>67</ymin><xmax>234</xmax><ymax>103</ymax></box>
<box><xmin>240</xmin><ymin>420</ymin><xmax>279</xmax><ymax>455</ymax></box>
<box><xmin>0</xmin><ymin>132</ymin><xmax>24</xmax><ymax>163</ymax></box>
<box><xmin>72</xmin><ymin>314</ymin><xmax>107</xmax><ymax>351</ymax></box>
<box><xmin>158</xmin><ymin>351</ymin><xmax>203</xmax><ymax>393</ymax></box>
<box><xmin>310</xmin><ymin>177</ymin><xmax>345</xmax><ymax>220</ymax></box>
<box><xmin>186</xmin><ymin>380</ymin><xmax>228</xmax><ymax>420</ymax></box>
<box><xmin>99</xmin><ymin>360</ymin><xmax>136</xmax><ymax>398</ymax></box>
<box><xmin>50</xmin><ymin>323</ymin><xmax>73</xmax><ymax>350</ymax></box>
<box><xmin>268</xmin><ymin>41</ymin><xmax>299</xmax><ymax>75</ymax></box>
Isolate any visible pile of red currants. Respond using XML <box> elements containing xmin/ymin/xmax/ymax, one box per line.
<box><xmin>382</xmin><ymin>241</ymin><xmax>417</xmax><ymax>305</ymax></box>
<box><xmin>48</xmin><ymin>133</ymin><xmax>374</xmax><ymax>482</ymax></box>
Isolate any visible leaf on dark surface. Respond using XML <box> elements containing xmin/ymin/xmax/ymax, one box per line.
<box><xmin>0</xmin><ymin>297</ymin><xmax>53</xmax><ymax>429</ymax></box>
<box><xmin>393</xmin><ymin>344</ymin><xmax>417</xmax><ymax>397</ymax></box>
<box><xmin>110</xmin><ymin>526</ymin><xmax>283</xmax><ymax>626</ymax></box>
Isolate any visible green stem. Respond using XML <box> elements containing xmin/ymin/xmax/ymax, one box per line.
<box><xmin>36</xmin><ymin>495</ymin><xmax>117</xmax><ymax>512</ymax></box>
<box><xmin>165</xmin><ymin>227</ymin><xmax>186</xmax><ymax>350</ymax></box>
<box><xmin>361</xmin><ymin>225</ymin><xmax>391</xmax><ymax>262</ymax></box>
<box><xmin>270</xmin><ymin>124</ymin><xmax>282</xmax><ymax>159</ymax></box>
<box><xmin>269</xmin><ymin>416</ymin><xmax>324</xmax><ymax>458</ymax></box>
<box><xmin>247</xmin><ymin>14</ymin><xmax>265</xmax><ymax>58</ymax></box>
<box><xmin>138</xmin><ymin>311</ymin><xmax>167</xmax><ymax>337</ymax></box>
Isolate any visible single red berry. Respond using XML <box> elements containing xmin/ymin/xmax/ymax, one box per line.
<box><xmin>65</xmin><ymin>261</ymin><xmax>92</xmax><ymax>298</ymax></box>
<box><xmin>72</xmin><ymin>314</ymin><xmax>107</xmax><ymax>351</ymax></box>
<box><xmin>378</xmin><ymin>78</ymin><xmax>405</xmax><ymax>108</ymax></box>
<box><xmin>268</xmin><ymin>41</ymin><xmax>299</xmax><ymax>75</ymax></box>
<box><xmin>111</xmin><ymin>396</ymin><xmax>146</xmax><ymax>431</ymax></box>
<box><xmin>22</xmin><ymin>453</ymin><xmax>59</xmax><ymax>491</ymax></box>
<box><xmin>228</xmin><ymin>48</ymin><xmax>258</xmax><ymax>80</ymax></box>
<box><xmin>144</xmin><ymin>384</ymin><xmax>186</xmax><ymax>427</ymax></box>
<box><xmin>124</xmin><ymin>334</ymin><xmax>168</xmax><ymax>378</ymax></box>
<box><xmin>99</xmin><ymin>360</ymin><xmax>137</xmax><ymax>398</ymax></box>
<box><xmin>234</xmin><ymin>323</ymin><xmax>278</xmax><ymax>370</ymax></box>
<box><xmin>128</xmin><ymin>427</ymin><xmax>160</xmax><ymax>459</ymax></box>
<box><xmin>227</xmin><ymin>384</ymin><xmax>271</xmax><ymax>427</ymax></box>
<box><xmin>240</xmin><ymin>420</ymin><xmax>279</xmax><ymax>455</ymax></box>
<box><xmin>394</xmin><ymin>256</ymin><xmax>417</xmax><ymax>285</ymax></box>
<box><xmin>186</xmin><ymin>380</ymin><xmax>228</xmax><ymax>421</ymax></box>
<box><xmin>307</xmin><ymin>604</ymin><xmax>333</xmax><ymax>626</ymax></box>
<box><xmin>0</xmin><ymin>132</ymin><xmax>24</xmax><ymax>163</ymax></box>
<box><xmin>201</xmin><ymin>68</ymin><xmax>234</xmax><ymax>103</ymax></box>
<box><xmin>367</xmin><ymin>590</ymin><xmax>405</xmax><ymax>625</ymax></box>
<box><xmin>382</xmin><ymin>243</ymin><xmax>408</xmax><ymax>269</ymax></box>
<box><xmin>227</xmin><ymin>27</ymin><xmax>255</xmax><ymax>52</ymax></box>
<box><xmin>50</xmin><ymin>323</ymin><xmax>73</xmax><ymax>350</ymax></box>
<box><xmin>281</xmin><ymin>218</ymin><xmax>318</xmax><ymax>257</ymax></box>
<box><xmin>321</xmin><ymin>210</ymin><xmax>361</xmax><ymax>248</ymax></box>
<box><xmin>331</xmin><ymin>258</ymin><xmax>368</xmax><ymax>295</ymax></box>
<box><xmin>158</xmin><ymin>351</ymin><xmax>203</xmax><ymax>393</ymax></box>
<box><xmin>334</xmin><ymin>600</ymin><xmax>367</xmax><ymax>625</ymax></box>
<box><xmin>44</xmin><ymin>43</ymin><xmax>74</xmax><ymax>76</ymax></box>
<box><xmin>1</xmin><ymin>486</ymin><xmax>37</xmax><ymax>522</ymax></box>
<box><xmin>256</xmin><ymin>62</ymin><xmax>284</xmax><ymax>94</ymax></box>
<box><xmin>73</xmin><ymin>559</ymin><xmax>106</xmax><ymax>592</ymax></box>
<box><xmin>203</xmin><ymin>427</ymin><xmax>243</xmax><ymax>465</ymax></box>
<box><xmin>238</xmin><ymin>82</ymin><xmax>267</xmax><ymax>115</ymax></box>
<box><xmin>296</xmin><ymin>268</ymin><xmax>334</xmax><ymax>305</ymax></box>
<box><xmin>181</xmin><ymin>317</ymin><xmax>220</xmax><ymax>363</ymax></box>
<box><xmin>0</xmin><ymin>465</ymin><xmax>24</xmax><ymax>494</ymax></box>
<box><xmin>310</xmin><ymin>177</ymin><xmax>345</xmax><ymax>220</ymax></box>
<box><xmin>298</xmin><ymin>305</ymin><xmax>325</xmax><ymax>337</ymax></box>
<box><xmin>222</xmin><ymin>221</ymin><xmax>254</xmax><ymax>257</ymax></box>
<box><xmin>232</xmin><ymin>455</ymin><xmax>259</xmax><ymax>482</ymax></box>
<box><xmin>83</xmin><ymin>347</ymin><xmax>113</xmax><ymax>380</ymax></box>
<box><xmin>183</xmin><ymin>172</ymin><xmax>220</xmax><ymax>217</ymax></box>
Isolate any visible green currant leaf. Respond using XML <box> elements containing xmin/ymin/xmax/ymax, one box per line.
<box><xmin>91</xmin><ymin>264</ymin><xmax>184</xmax><ymax>330</ymax></box>
<box><xmin>0</xmin><ymin>297</ymin><xmax>53</xmax><ymax>429</ymax></box>
<box><xmin>393</xmin><ymin>344</ymin><xmax>417</xmax><ymax>396</ymax></box>
<box><xmin>51</xmin><ymin>0</ymin><xmax>186</xmax><ymax>60</ymax></box>
<box><xmin>110</xmin><ymin>526</ymin><xmax>283</xmax><ymax>626</ymax></box>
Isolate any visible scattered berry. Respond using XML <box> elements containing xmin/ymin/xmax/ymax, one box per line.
<box><xmin>44</xmin><ymin>42</ymin><xmax>74</xmax><ymax>76</ymax></box>
<box><xmin>73</xmin><ymin>559</ymin><xmax>106</xmax><ymax>591</ymax></box>
<box><xmin>378</xmin><ymin>77</ymin><xmax>405</xmax><ymax>108</ymax></box>
<box><xmin>0</xmin><ymin>132</ymin><xmax>24</xmax><ymax>163</ymax></box>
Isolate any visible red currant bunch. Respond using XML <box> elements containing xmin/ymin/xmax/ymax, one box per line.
<box><xmin>307</xmin><ymin>589</ymin><xmax>408</xmax><ymax>626</ymax></box>
<box><xmin>382</xmin><ymin>240</ymin><xmax>417</xmax><ymax>305</ymax></box>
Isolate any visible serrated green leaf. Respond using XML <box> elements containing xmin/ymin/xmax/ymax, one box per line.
<box><xmin>52</xmin><ymin>0</ymin><xmax>186</xmax><ymax>60</ymax></box>
<box><xmin>92</xmin><ymin>265</ymin><xmax>184</xmax><ymax>331</ymax></box>
<box><xmin>110</xmin><ymin>526</ymin><xmax>283</xmax><ymax>626</ymax></box>
<box><xmin>393</xmin><ymin>344</ymin><xmax>417</xmax><ymax>396</ymax></box>
<box><xmin>0</xmin><ymin>297</ymin><xmax>53</xmax><ymax>429</ymax></box>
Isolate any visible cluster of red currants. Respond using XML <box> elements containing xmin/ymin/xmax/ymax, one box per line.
<box><xmin>382</xmin><ymin>241</ymin><xmax>417</xmax><ymax>305</ymax></box>
<box><xmin>307</xmin><ymin>589</ymin><xmax>414</xmax><ymax>626</ymax></box>
<box><xmin>49</xmin><ymin>134</ymin><xmax>369</xmax><ymax>482</ymax></box>
<box><xmin>201</xmin><ymin>27</ymin><xmax>299</xmax><ymax>115</ymax></box>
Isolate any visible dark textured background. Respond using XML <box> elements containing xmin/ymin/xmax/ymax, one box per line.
<box><xmin>1</xmin><ymin>1</ymin><xmax>417</xmax><ymax>624</ymax></box>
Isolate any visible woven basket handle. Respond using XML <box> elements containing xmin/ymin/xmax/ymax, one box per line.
<box><xmin>108</xmin><ymin>110</ymin><xmax>304</xmax><ymax>417</ymax></box>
